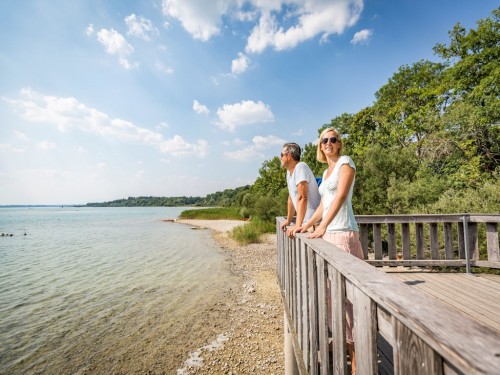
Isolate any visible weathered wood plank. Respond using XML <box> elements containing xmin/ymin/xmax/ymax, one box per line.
<box><xmin>443</xmin><ymin>222</ymin><xmax>454</xmax><ymax>260</ymax></box>
<box><xmin>468</xmin><ymin>222</ymin><xmax>479</xmax><ymax>260</ymax></box>
<box><xmin>393</xmin><ymin>273</ymin><xmax>500</xmax><ymax>330</ymax></box>
<box><xmin>486</xmin><ymin>222</ymin><xmax>499</xmax><ymax>262</ymax></box>
<box><xmin>388</xmin><ymin>223</ymin><xmax>397</xmax><ymax>260</ymax></box>
<box><xmin>316</xmin><ymin>255</ymin><xmax>330</xmax><ymax>375</ymax></box>
<box><xmin>394</xmin><ymin>320</ymin><xmax>442</xmax><ymax>374</ymax></box>
<box><xmin>295</xmin><ymin>238</ymin><xmax>303</xmax><ymax>345</ymax></box>
<box><xmin>366</xmin><ymin>260</ymin><xmax>463</xmax><ymax>267</ymax></box>
<box><xmin>307</xmin><ymin>246</ymin><xmax>319</xmax><ymax>375</ymax></box>
<box><xmin>401</xmin><ymin>223</ymin><xmax>411</xmax><ymax>260</ymax></box>
<box><xmin>416</xmin><ymin>223</ymin><xmax>425</xmax><ymax>260</ymax></box>
<box><xmin>301</xmin><ymin>236</ymin><xmax>500</xmax><ymax>374</ymax></box>
<box><xmin>352</xmin><ymin>288</ymin><xmax>377</xmax><ymax>375</ymax></box>
<box><xmin>430</xmin><ymin>223</ymin><xmax>439</xmax><ymax>259</ymax></box>
<box><xmin>330</xmin><ymin>266</ymin><xmax>348</xmax><ymax>375</ymax></box>
<box><xmin>300</xmin><ymin>241</ymin><xmax>310</xmax><ymax>370</ymax></box>
<box><xmin>359</xmin><ymin>224</ymin><xmax>369</xmax><ymax>259</ymax></box>
<box><xmin>374</xmin><ymin>223</ymin><xmax>383</xmax><ymax>260</ymax></box>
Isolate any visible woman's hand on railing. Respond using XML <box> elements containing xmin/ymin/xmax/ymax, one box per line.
<box><xmin>307</xmin><ymin>224</ymin><xmax>326</xmax><ymax>239</ymax></box>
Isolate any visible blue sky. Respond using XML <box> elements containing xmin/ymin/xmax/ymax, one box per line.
<box><xmin>0</xmin><ymin>0</ymin><xmax>497</xmax><ymax>205</ymax></box>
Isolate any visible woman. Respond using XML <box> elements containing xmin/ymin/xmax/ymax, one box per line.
<box><xmin>293</xmin><ymin>127</ymin><xmax>363</xmax><ymax>374</ymax></box>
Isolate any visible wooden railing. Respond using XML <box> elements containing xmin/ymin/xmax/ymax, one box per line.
<box><xmin>356</xmin><ymin>214</ymin><xmax>500</xmax><ymax>271</ymax></box>
<box><xmin>277</xmin><ymin>216</ymin><xmax>500</xmax><ymax>375</ymax></box>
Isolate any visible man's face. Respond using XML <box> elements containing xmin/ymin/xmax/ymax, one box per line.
<box><xmin>280</xmin><ymin>148</ymin><xmax>290</xmax><ymax>168</ymax></box>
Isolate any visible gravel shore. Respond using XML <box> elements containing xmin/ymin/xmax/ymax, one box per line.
<box><xmin>175</xmin><ymin>220</ymin><xmax>285</xmax><ymax>375</ymax></box>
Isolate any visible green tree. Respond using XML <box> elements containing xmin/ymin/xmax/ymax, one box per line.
<box><xmin>252</xmin><ymin>157</ymin><xmax>287</xmax><ymax>197</ymax></box>
<box><xmin>433</xmin><ymin>7</ymin><xmax>500</xmax><ymax>173</ymax></box>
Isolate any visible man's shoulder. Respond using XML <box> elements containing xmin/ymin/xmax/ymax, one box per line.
<box><xmin>296</xmin><ymin>161</ymin><xmax>314</xmax><ymax>172</ymax></box>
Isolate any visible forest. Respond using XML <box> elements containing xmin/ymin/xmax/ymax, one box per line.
<box><xmin>88</xmin><ymin>8</ymin><xmax>499</xmax><ymax>219</ymax></box>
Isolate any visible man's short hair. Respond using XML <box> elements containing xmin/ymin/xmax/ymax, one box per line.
<box><xmin>283</xmin><ymin>142</ymin><xmax>301</xmax><ymax>161</ymax></box>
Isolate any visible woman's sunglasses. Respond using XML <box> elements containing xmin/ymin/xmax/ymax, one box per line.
<box><xmin>321</xmin><ymin>137</ymin><xmax>338</xmax><ymax>144</ymax></box>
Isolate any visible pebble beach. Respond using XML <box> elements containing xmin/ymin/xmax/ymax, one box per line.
<box><xmin>174</xmin><ymin>219</ymin><xmax>285</xmax><ymax>375</ymax></box>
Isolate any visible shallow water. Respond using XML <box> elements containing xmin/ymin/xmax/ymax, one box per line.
<box><xmin>0</xmin><ymin>207</ymin><xmax>234</xmax><ymax>374</ymax></box>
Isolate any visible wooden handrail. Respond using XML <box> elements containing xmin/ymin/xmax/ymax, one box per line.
<box><xmin>353</xmin><ymin>214</ymin><xmax>500</xmax><ymax>269</ymax></box>
<box><xmin>277</xmin><ymin>217</ymin><xmax>500</xmax><ymax>374</ymax></box>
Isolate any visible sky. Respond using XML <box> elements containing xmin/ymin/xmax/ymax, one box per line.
<box><xmin>0</xmin><ymin>0</ymin><xmax>497</xmax><ymax>205</ymax></box>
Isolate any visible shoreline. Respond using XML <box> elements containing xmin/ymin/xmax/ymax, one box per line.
<box><xmin>174</xmin><ymin>219</ymin><xmax>284</xmax><ymax>374</ymax></box>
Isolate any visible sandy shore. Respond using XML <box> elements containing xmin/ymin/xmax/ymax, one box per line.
<box><xmin>175</xmin><ymin>219</ymin><xmax>285</xmax><ymax>374</ymax></box>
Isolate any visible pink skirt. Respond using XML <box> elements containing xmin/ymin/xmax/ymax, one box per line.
<box><xmin>322</xmin><ymin>231</ymin><xmax>363</xmax><ymax>344</ymax></box>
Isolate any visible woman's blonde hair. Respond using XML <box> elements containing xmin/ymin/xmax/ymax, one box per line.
<box><xmin>316</xmin><ymin>127</ymin><xmax>342</xmax><ymax>163</ymax></box>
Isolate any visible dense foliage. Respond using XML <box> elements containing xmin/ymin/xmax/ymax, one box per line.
<box><xmin>87</xmin><ymin>8</ymin><xmax>499</xmax><ymax>222</ymax></box>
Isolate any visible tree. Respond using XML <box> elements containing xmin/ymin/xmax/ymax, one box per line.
<box><xmin>372</xmin><ymin>60</ymin><xmax>447</xmax><ymax>160</ymax></box>
<box><xmin>433</xmin><ymin>7</ymin><xmax>500</xmax><ymax>173</ymax></box>
<box><xmin>252</xmin><ymin>157</ymin><xmax>287</xmax><ymax>197</ymax></box>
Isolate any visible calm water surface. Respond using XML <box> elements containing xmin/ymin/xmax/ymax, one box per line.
<box><xmin>0</xmin><ymin>207</ymin><xmax>233</xmax><ymax>374</ymax></box>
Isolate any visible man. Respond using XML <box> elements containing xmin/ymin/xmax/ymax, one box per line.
<box><xmin>279</xmin><ymin>142</ymin><xmax>321</xmax><ymax>237</ymax></box>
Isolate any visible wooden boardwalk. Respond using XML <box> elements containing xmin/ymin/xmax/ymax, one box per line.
<box><xmin>278</xmin><ymin>214</ymin><xmax>500</xmax><ymax>375</ymax></box>
<box><xmin>387</xmin><ymin>271</ymin><xmax>500</xmax><ymax>332</ymax></box>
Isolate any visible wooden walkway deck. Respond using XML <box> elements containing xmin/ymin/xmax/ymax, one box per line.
<box><xmin>386</xmin><ymin>271</ymin><xmax>500</xmax><ymax>332</ymax></box>
<box><xmin>278</xmin><ymin>214</ymin><xmax>500</xmax><ymax>375</ymax></box>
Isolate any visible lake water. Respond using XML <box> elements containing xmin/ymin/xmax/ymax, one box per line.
<box><xmin>0</xmin><ymin>206</ymin><xmax>234</xmax><ymax>374</ymax></box>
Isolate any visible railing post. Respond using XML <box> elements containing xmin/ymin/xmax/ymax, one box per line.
<box><xmin>285</xmin><ymin>312</ymin><xmax>299</xmax><ymax>375</ymax></box>
<box><xmin>463</xmin><ymin>215</ymin><xmax>471</xmax><ymax>274</ymax></box>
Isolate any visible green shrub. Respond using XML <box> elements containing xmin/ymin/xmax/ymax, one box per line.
<box><xmin>179</xmin><ymin>207</ymin><xmax>241</xmax><ymax>220</ymax></box>
<box><xmin>231</xmin><ymin>218</ymin><xmax>276</xmax><ymax>245</ymax></box>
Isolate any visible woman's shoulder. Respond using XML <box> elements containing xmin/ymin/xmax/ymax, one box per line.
<box><xmin>339</xmin><ymin>155</ymin><xmax>355</xmax><ymax>168</ymax></box>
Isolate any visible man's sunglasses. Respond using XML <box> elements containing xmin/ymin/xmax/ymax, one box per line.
<box><xmin>321</xmin><ymin>137</ymin><xmax>338</xmax><ymax>144</ymax></box>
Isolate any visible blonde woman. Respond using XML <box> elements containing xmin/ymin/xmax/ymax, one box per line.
<box><xmin>293</xmin><ymin>127</ymin><xmax>363</xmax><ymax>374</ymax></box>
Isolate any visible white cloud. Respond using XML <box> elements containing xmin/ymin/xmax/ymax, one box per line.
<box><xmin>162</xmin><ymin>1</ymin><xmax>363</xmax><ymax>53</ymax></box>
<box><xmin>159</xmin><ymin>136</ymin><xmax>209</xmax><ymax>157</ymax></box>
<box><xmin>231</xmin><ymin>52</ymin><xmax>250</xmax><ymax>74</ymax></box>
<box><xmin>292</xmin><ymin>129</ymin><xmax>304</xmax><ymax>136</ymax></box>
<box><xmin>252</xmin><ymin>134</ymin><xmax>284</xmax><ymax>149</ymax></box>
<box><xmin>246</xmin><ymin>1</ymin><xmax>364</xmax><ymax>53</ymax></box>
<box><xmin>351</xmin><ymin>28</ymin><xmax>373</xmax><ymax>45</ymax></box>
<box><xmin>224</xmin><ymin>134</ymin><xmax>285</xmax><ymax>161</ymax></box>
<box><xmin>96</xmin><ymin>28</ymin><xmax>138</xmax><ymax>69</ymax></box>
<box><xmin>14</xmin><ymin>130</ymin><xmax>29</xmax><ymax>142</ymax></box>
<box><xmin>193</xmin><ymin>100</ymin><xmax>209</xmax><ymax>115</ymax></box>
<box><xmin>86</xmin><ymin>23</ymin><xmax>95</xmax><ymax>36</ymax></box>
<box><xmin>215</xmin><ymin>100</ymin><xmax>274</xmax><ymax>131</ymax></box>
<box><xmin>4</xmin><ymin>88</ymin><xmax>207</xmax><ymax>158</ymax></box>
<box><xmin>36</xmin><ymin>141</ymin><xmax>56</xmax><ymax>150</ymax></box>
<box><xmin>155</xmin><ymin>61</ymin><xmax>175</xmax><ymax>74</ymax></box>
<box><xmin>125</xmin><ymin>14</ymin><xmax>159</xmax><ymax>41</ymax></box>
<box><xmin>162</xmin><ymin>0</ymin><xmax>230</xmax><ymax>41</ymax></box>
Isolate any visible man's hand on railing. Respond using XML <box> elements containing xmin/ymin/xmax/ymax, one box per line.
<box><xmin>280</xmin><ymin>220</ymin><xmax>291</xmax><ymax>232</ymax></box>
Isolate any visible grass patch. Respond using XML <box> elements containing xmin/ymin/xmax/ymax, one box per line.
<box><xmin>232</xmin><ymin>219</ymin><xmax>275</xmax><ymax>245</ymax></box>
<box><xmin>179</xmin><ymin>207</ymin><xmax>242</xmax><ymax>220</ymax></box>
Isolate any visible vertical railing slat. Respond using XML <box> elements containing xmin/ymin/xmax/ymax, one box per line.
<box><xmin>353</xmin><ymin>288</ymin><xmax>378</xmax><ymax>375</ymax></box>
<box><xmin>374</xmin><ymin>223</ymin><xmax>383</xmax><ymax>260</ymax></box>
<box><xmin>308</xmin><ymin>246</ymin><xmax>319</xmax><ymax>375</ymax></box>
<box><xmin>430</xmin><ymin>223</ymin><xmax>439</xmax><ymax>259</ymax></box>
<box><xmin>388</xmin><ymin>223</ymin><xmax>397</xmax><ymax>260</ymax></box>
<box><xmin>416</xmin><ymin>223</ymin><xmax>425</xmax><ymax>260</ymax></box>
<box><xmin>401</xmin><ymin>223</ymin><xmax>411</xmax><ymax>260</ymax></box>
<box><xmin>359</xmin><ymin>224</ymin><xmax>369</xmax><ymax>259</ymax></box>
<box><xmin>394</xmin><ymin>320</ymin><xmax>443</xmax><ymax>374</ymax></box>
<box><xmin>443</xmin><ymin>222</ymin><xmax>454</xmax><ymax>260</ymax></box>
<box><xmin>301</xmin><ymin>241</ymin><xmax>310</xmax><ymax>370</ymax></box>
<box><xmin>316</xmin><ymin>255</ymin><xmax>330</xmax><ymax>375</ymax></box>
<box><xmin>486</xmin><ymin>222</ymin><xmax>499</xmax><ymax>262</ymax></box>
<box><xmin>330</xmin><ymin>266</ymin><xmax>348</xmax><ymax>375</ymax></box>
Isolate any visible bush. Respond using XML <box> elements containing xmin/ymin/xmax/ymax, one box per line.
<box><xmin>231</xmin><ymin>219</ymin><xmax>276</xmax><ymax>245</ymax></box>
<box><xmin>178</xmin><ymin>207</ymin><xmax>241</xmax><ymax>220</ymax></box>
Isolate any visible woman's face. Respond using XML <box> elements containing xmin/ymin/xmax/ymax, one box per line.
<box><xmin>321</xmin><ymin>131</ymin><xmax>341</xmax><ymax>157</ymax></box>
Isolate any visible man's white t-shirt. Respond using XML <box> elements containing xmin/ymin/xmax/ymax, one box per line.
<box><xmin>286</xmin><ymin>162</ymin><xmax>321</xmax><ymax>222</ymax></box>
